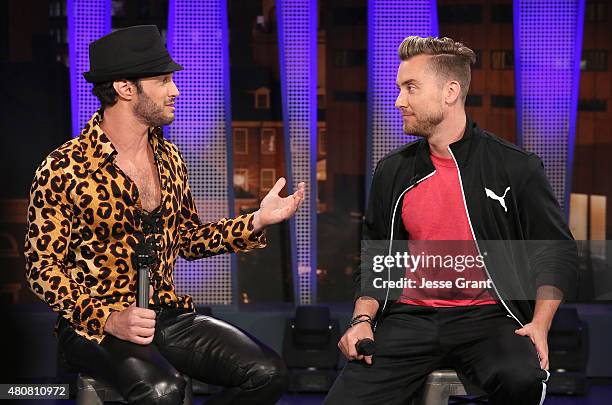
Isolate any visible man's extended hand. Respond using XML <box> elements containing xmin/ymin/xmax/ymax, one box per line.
<box><xmin>515</xmin><ymin>321</ymin><xmax>549</xmax><ymax>370</ymax></box>
<box><xmin>104</xmin><ymin>287</ymin><xmax>156</xmax><ymax>345</ymax></box>
<box><xmin>253</xmin><ymin>177</ymin><xmax>305</xmax><ymax>232</ymax></box>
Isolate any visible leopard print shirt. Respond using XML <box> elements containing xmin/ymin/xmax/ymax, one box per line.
<box><xmin>24</xmin><ymin>112</ymin><xmax>266</xmax><ymax>344</ymax></box>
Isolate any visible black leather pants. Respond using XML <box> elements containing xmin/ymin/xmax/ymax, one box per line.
<box><xmin>57</xmin><ymin>307</ymin><xmax>289</xmax><ymax>405</ymax></box>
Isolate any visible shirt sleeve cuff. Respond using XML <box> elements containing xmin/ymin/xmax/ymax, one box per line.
<box><xmin>73</xmin><ymin>294</ymin><xmax>118</xmax><ymax>337</ymax></box>
<box><xmin>240</xmin><ymin>212</ymin><xmax>267</xmax><ymax>250</ymax></box>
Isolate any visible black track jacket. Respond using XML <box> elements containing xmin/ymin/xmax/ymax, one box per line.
<box><xmin>355</xmin><ymin>116</ymin><xmax>578</xmax><ymax>326</ymax></box>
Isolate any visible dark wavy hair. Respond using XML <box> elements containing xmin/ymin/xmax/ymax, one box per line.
<box><xmin>91</xmin><ymin>79</ymin><xmax>143</xmax><ymax>111</ymax></box>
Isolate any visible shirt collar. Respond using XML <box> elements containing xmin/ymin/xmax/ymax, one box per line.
<box><xmin>448</xmin><ymin>114</ymin><xmax>478</xmax><ymax>168</ymax></box>
<box><xmin>79</xmin><ymin>110</ymin><xmax>169</xmax><ymax>173</ymax></box>
<box><xmin>148</xmin><ymin>125</ymin><xmax>169</xmax><ymax>159</ymax></box>
<box><xmin>413</xmin><ymin>114</ymin><xmax>478</xmax><ymax>175</ymax></box>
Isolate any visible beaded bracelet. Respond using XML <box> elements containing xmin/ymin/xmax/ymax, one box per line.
<box><xmin>348</xmin><ymin>314</ymin><xmax>374</xmax><ymax>329</ymax></box>
<box><xmin>351</xmin><ymin>314</ymin><xmax>372</xmax><ymax>322</ymax></box>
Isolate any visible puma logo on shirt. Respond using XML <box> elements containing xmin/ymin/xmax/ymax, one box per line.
<box><xmin>485</xmin><ymin>186</ymin><xmax>511</xmax><ymax>212</ymax></box>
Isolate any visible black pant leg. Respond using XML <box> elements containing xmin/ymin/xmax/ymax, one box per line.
<box><xmin>57</xmin><ymin>317</ymin><xmax>186</xmax><ymax>405</ymax></box>
<box><xmin>446</xmin><ymin>306</ymin><xmax>548</xmax><ymax>405</ymax></box>
<box><xmin>154</xmin><ymin>308</ymin><xmax>288</xmax><ymax>405</ymax></box>
<box><xmin>324</xmin><ymin>305</ymin><xmax>445</xmax><ymax>405</ymax></box>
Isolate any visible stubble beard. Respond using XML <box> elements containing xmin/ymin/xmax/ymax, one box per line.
<box><xmin>403</xmin><ymin>108</ymin><xmax>444</xmax><ymax>138</ymax></box>
<box><xmin>133</xmin><ymin>91</ymin><xmax>174</xmax><ymax>127</ymax></box>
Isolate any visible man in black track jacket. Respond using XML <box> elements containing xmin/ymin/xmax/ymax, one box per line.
<box><xmin>325</xmin><ymin>36</ymin><xmax>578</xmax><ymax>405</ymax></box>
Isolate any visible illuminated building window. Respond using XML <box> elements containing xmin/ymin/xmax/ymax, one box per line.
<box><xmin>233</xmin><ymin>128</ymin><xmax>248</xmax><ymax>154</ymax></box>
<box><xmin>581</xmin><ymin>50</ymin><xmax>607</xmax><ymax>71</ymax></box>
<box><xmin>491</xmin><ymin>50</ymin><xmax>514</xmax><ymax>70</ymax></box>
<box><xmin>254</xmin><ymin>87</ymin><xmax>270</xmax><ymax>109</ymax></box>
<box><xmin>261</xmin><ymin>128</ymin><xmax>276</xmax><ymax>154</ymax></box>
<box><xmin>260</xmin><ymin>169</ymin><xmax>276</xmax><ymax>191</ymax></box>
<box><xmin>234</xmin><ymin>169</ymin><xmax>249</xmax><ymax>192</ymax></box>
<box><xmin>570</xmin><ymin>193</ymin><xmax>607</xmax><ymax>258</ymax></box>
<box><xmin>318</xmin><ymin>128</ymin><xmax>327</xmax><ymax>156</ymax></box>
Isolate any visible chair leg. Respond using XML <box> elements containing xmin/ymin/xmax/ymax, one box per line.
<box><xmin>76</xmin><ymin>376</ymin><xmax>104</xmax><ymax>405</ymax></box>
<box><xmin>76</xmin><ymin>373</ymin><xmax>193</xmax><ymax>404</ymax></box>
<box><xmin>182</xmin><ymin>376</ymin><xmax>194</xmax><ymax>405</ymax></box>
<box><xmin>420</xmin><ymin>387</ymin><xmax>451</xmax><ymax>405</ymax></box>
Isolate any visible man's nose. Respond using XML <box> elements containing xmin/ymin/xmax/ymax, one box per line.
<box><xmin>395</xmin><ymin>91</ymin><xmax>405</xmax><ymax>109</ymax></box>
<box><xmin>170</xmin><ymin>80</ymin><xmax>180</xmax><ymax>98</ymax></box>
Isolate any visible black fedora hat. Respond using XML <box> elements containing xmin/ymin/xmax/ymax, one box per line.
<box><xmin>83</xmin><ymin>25</ymin><xmax>183</xmax><ymax>83</ymax></box>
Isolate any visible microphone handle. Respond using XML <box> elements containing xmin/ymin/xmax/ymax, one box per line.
<box><xmin>137</xmin><ymin>266</ymin><xmax>150</xmax><ymax>309</ymax></box>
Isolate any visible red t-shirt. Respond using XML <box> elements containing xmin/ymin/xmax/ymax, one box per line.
<box><xmin>399</xmin><ymin>153</ymin><xmax>497</xmax><ymax>307</ymax></box>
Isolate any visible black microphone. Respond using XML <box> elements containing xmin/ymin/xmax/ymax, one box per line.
<box><xmin>356</xmin><ymin>338</ymin><xmax>376</xmax><ymax>356</ymax></box>
<box><xmin>135</xmin><ymin>244</ymin><xmax>156</xmax><ymax>309</ymax></box>
<box><xmin>137</xmin><ymin>266</ymin><xmax>149</xmax><ymax>309</ymax></box>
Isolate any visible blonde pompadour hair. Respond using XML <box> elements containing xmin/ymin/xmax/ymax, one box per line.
<box><xmin>398</xmin><ymin>36</ymin><xmax>477</xmax><ymax>101</ymax></box>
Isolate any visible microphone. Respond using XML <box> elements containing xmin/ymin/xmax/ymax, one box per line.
<box><xmin>356</xmin><ymin>338</ymin><xmax>376</xmax><ymax>356</ymax></box>
<box><xmin>135</xmin><ymin>243</ymin><xmax>156</xmax><ymax>309</ymax></box>
<box><xmin>135</xmin><ymin>211</ymin><xmax>161</xmax><ymax>309</ymax></box>
<box><xmin>137</xmin><ymin>266</ymin><xmax>149</xmax><ymax>309</ymax></box>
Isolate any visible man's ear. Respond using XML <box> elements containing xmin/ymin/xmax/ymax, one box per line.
<box><xmin>444</xmin><ymin>80</ymin><xmax>462</xmax><ymax>105</ymax></box>
<box><xmin>113</xmin><ymin>80</ymin><xmax>135</xmax><ymax>100</ymax></box>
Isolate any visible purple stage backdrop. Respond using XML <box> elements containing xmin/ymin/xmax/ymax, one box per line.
<box><xmin>277</xmin><ymin>0</ymin><xmax>318</xmax><ymax>305</ymax></box>
<box><xmin>67</xmin><ymin>0</ymin><xmax>111</xmax><ymax>135</ymax></box>
<box><xmin>365</xmin><ymin>0</ymin><xmax>439</xmax><ymax>198</ymax></box>
<box><xmin>166</xmin><ymin>0</ymin><xmax>235</xmax><ymax>305</ymax></box>
<box><xmin>514</xmin><ymin>0</ymin><xmax>585</xmax><ymax>216</ymax></box>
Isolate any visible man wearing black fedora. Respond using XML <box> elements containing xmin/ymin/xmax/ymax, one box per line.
<box><xmin>24</xmin><ymin>25</ymin><xmax>304</xmax><ymax>404</ymax></box>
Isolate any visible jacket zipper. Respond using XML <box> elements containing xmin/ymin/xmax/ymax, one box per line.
<box><xmin>376</xmin><ymin>170</ymin><xmax>436</xmax><ymax>326</ymax></box>
<box><xmin>447</xmin><ymin>146</ymin><xmax>524</xmax><ymax>327</ymax></box>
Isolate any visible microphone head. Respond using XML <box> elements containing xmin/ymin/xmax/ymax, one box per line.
<box><xmin>356</xmin><ymin>338</ymin><xmax>376</xmax><ymax>356</ymax></box>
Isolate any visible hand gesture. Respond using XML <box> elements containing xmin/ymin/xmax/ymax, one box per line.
<box><xmin>253</xmin><ymin>177</ymin><xmax>306</xmax><ymax>232</ymax></box>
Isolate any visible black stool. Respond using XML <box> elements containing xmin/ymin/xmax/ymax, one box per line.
<box><xmin>412</xmin><ymin>369</ymin><xmax>488</xmax><ymax>405</ymax></box>
<box><xmin>76</xmin><ymin>373</ymin><xmax>193</xmax><ymax>405</ymax></box>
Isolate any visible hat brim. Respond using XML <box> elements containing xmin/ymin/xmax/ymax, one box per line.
<box><xmin>84</xmin><ymin>59</ymin><xmax>184</xmax><ymax>83</ymax></box>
